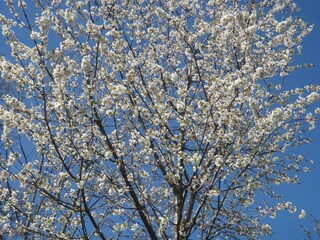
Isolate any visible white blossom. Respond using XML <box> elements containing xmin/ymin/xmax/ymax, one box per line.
<box><xmin>299</xmin><ymin>209</ymin><xmax>306</xmax><ymax>219</ymax></box>
<box><xmin>306</xmin><ymin>92</ymin><xmax>320</xmax><ymax>104</ymax></box>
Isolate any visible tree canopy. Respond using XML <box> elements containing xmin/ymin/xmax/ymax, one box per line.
<box><xmin>0</xmin><ymin>0</ymin><xmax>318</xmax><ymax>239</ymax></box>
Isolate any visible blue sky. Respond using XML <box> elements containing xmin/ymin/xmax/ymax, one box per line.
<box><xmin>267</xmin><ymin>1</ymin><xmax>320</xmax><ymax>239</ymax></box>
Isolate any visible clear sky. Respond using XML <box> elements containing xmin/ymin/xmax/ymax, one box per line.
<box><xmin>267</xmin><ymin>1</ymin><xmax>320</xmax><ymax>239</ymax></box>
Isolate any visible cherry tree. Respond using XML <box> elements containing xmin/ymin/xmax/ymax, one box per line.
<box><xmin>0</xmin><ymin>0</ymin><xmax>318</xmax><ymax>239</ymax></box>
